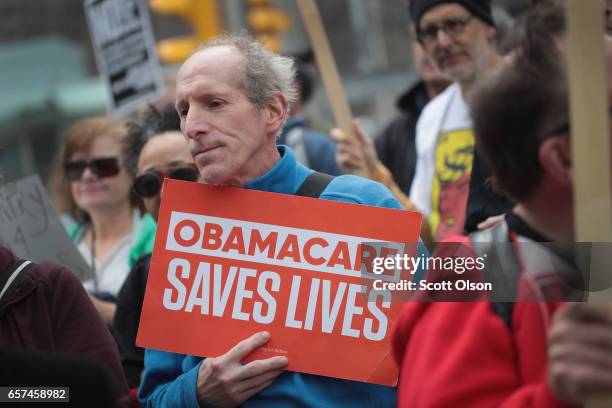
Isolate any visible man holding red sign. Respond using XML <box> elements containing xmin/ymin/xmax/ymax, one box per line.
<box><xmin>138</xmin><ymin>34</ymin><xmax>424</xmax><ymax>408</ymax></box>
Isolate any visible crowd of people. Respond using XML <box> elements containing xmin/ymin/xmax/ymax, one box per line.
<box><xmin>1</xmin><ymin>0</ymin><xmax>612</xmax><ymax>407</ymax></box>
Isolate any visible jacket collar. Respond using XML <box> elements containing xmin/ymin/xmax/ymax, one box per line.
<box><xmin>244</xmin><ymin>146</ymin><xmax>300</xmax><ymax>195</ymax></box>
<box><xmin>396</xmin><ymin>80</ymin><xmax>430</xmax><ymax>116</ymax></box>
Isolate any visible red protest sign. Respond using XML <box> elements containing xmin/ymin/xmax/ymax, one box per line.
<box><xmin>137</xmin><ymin>179</ymin><xmax>422</xmax><ymax>386</ymax></box>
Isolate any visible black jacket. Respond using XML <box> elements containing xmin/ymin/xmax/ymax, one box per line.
<box><xmin>464</xmin><ymin>146</ymin><xmax>515</xmax><ymax>233</ymax></box>
<box><xmin>113</xmin><ymin>253</ymin><xmax>151</xmax><ymax>388</ymax></box>
<box><xmin>375</xmin><ymin>81</ymin><xmax>430</xmax><ymax>195</ymax></box>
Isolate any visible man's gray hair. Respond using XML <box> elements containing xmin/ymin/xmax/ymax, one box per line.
<box><xmin>197</xmin><ymin>33</ymin><xmax>297</xmax><ymax>111</ymax></box>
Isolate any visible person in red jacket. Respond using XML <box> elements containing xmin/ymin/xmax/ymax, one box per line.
<box><xmin>393</xmin><ymin>1</ymin><xmax>612</xmax><ymax>407</ymax></box>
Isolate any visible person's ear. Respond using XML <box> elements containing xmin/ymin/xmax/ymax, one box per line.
<box><xmin>265</xmin><ymin>94</ymin><xmax>288</xmax><ymax>136</ymax></box>
<box><xmin>485</xmin><ymin>25</ymin><xmax>496</xmax><ymax>42</ymax></box>
<box><xmin>538</xmin><ymin>137</ymin><xmax>572</xmax><ymax>186</ymax></box>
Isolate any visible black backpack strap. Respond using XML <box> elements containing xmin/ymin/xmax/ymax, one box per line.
<box><xmin>295</xmin><ymin>172</ymin><xmax>334</xmax><ymax>198</ymax></box>
<box><xmin>469</xmin><ymin>221</ymin><xmax>521</xmax><ymax>329</ymax></box>
<box><xmin>0</xmin><ymin>259</ymin><xmax>34</xmax><ymax>305</ymax></box>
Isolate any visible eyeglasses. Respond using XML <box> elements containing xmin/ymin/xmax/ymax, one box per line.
<box><xmin>133</xmin><ymin>164</ymin><xmax>199</xmax><ymax>198</ymax></box>
<box><xmin>417</xmin><ymin>16</ymin><xmax>473</xmax><ymax>46</ymax></box>
<box><xmin>64</xmin><ymin>157</ymin><xmax>121</xmax><ymax>181</ymax></box>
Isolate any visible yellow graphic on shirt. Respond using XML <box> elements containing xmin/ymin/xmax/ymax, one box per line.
<box><xmin>430</xmin><ymin>129</ymin><xmax>475</xmax><ymax>241</ymax></box>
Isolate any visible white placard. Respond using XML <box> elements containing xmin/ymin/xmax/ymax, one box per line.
<box><xmin>84</xmin><ymin>0</ymin><xmax>164</xmax><ymax>117</ymax></box>
<box><xmin>0</xmin><ymin>176</ymin><xmax>92</xmax><ymax>281</ymax></box>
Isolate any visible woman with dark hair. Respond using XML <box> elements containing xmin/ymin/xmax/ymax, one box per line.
<box><xmin>115</xmin><ymin>103</ymin><xmax>197</xmax><ymax>388</ymax></box>
<box><xmin>51</xmin><ymin>116</ymin><xmax>156</xmax><ymax>326</ymax></box>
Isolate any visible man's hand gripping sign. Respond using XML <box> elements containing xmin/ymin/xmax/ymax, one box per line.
<box><xmin>137</xmin><ymin>180</ymin><xmax>422</xmax><ymax>386</ymax></box>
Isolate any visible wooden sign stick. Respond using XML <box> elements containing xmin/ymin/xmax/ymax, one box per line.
<box><xmin>566</xmin><ymin>0</ymin><xmax>612</xmax><ymax>406</ymax></box>
<box><xmin>297</xmin><ymin>0</ymin><xmax>356</xmax><ymax>144</ymax></box>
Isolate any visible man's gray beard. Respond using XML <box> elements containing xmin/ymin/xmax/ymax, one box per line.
<box><xmin>442</xmin><ymin>66</ymin><xmax>476</xmax><ymax>84</ymax></box>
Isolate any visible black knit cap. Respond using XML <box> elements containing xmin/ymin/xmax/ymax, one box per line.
<box><xmin>408</xmin><ymin>0</ymin><xmax>495</xmax><ymax>27</ymax></box>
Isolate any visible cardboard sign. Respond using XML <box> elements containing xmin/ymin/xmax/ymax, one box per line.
<box><xmin>0</xmin><ymin>176</ymin><xmax>92</xmax><ymax>281</ymax></box>
<box><xmin>84</xmin><ymin>0</ymin><xmax>164</xmax><ymax>117</ymax></box>
<box><xmin>137</xmin><ymin>179</ymin><xmax>422</xmax><ymax>385</ymax></box>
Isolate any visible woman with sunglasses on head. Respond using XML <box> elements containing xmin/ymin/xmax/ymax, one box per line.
<box><xmin>52</xmin><ymin>116</ymin><xmax>157</xmax><ymax>327</ymax></box>
<box><xmin>114</xmin><ymin>103</ymin><xmax>198</xmax><ymax>390</ymax></box>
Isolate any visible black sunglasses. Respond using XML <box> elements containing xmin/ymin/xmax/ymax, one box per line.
<box><xmin>64</xmin><ymin>157</ymin><xmax>121</xmax><ymax>181</ymax></box>
<box><xmin>133</xmin><ymin>165</ymin><xmax>199</xmax><ymax>198</ymax></box>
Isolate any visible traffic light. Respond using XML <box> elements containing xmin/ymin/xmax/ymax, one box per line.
<box><xmin>246</xmin><ymin>0</ymin><xmax>292</xmax><ymax>52</ymax></box>
<box><xmin>150</xmin><ymin>0</ymin><xmax>223</xmax><ymax>64</ymax></box>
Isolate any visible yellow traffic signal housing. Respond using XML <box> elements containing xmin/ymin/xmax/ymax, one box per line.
<box><xmin>150</xmin><ymin>0</ymin><xmax>223</xmax><ymax>64</ymax></box>
<box><xmin>246</xmin><ymin>0</ymin><xmax>292</xmax><ymax>52</ymax></box>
